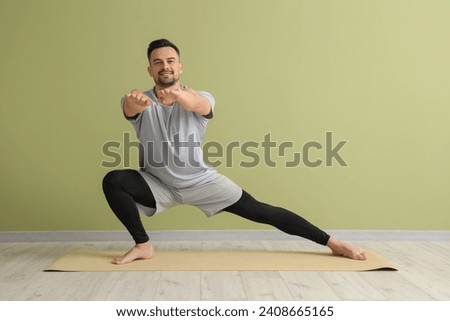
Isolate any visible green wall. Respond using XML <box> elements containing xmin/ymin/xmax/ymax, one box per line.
<box><xmin>1</xmin><ymin>0</ymin><xmax>449</xmax><ymax>232</ymax></box>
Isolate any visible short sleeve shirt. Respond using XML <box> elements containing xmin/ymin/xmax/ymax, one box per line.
<box><xmin>121</xmin><ymin>88</ymin><xmax>217</xmax><ymax>189</ymax></box>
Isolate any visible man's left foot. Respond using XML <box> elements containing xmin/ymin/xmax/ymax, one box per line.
<box><xmin>327</xmin><ymin>236</ymin><xmax>367</xmax><ymax>260</ymax></box>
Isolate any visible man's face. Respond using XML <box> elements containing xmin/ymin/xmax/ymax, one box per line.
<box><xmin>148</xmin><ymin>47</ymin><xmax>183</xmax><ymax>88</ymax></box>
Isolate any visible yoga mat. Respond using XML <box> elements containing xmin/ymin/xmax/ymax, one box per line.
<box><xmin>44</xmin><ymin>249</ymin><xmax>396</xmax><ymax>272</ymax></box>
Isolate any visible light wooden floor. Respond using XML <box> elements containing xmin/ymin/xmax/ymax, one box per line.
<box><xmin>1</xmin><ymin>240</ymin><xmax>449</xmax><ymax>301</ymax></box>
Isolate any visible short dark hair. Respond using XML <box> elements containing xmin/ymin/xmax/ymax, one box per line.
<box><xmin>147</xmin><ymin>39</ymin><xmax>180</xmax><ymax>61</ymax></box>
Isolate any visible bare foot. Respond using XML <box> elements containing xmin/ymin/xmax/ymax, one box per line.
<box><xmin>327</xmin><ymin>236</ymin><xmax>367</xmax><ymax>260</ymax></box>
<box><xmin>112</xmin><ymin>241</ymin><xmax>154</xmax><ymax>265</ymax></box>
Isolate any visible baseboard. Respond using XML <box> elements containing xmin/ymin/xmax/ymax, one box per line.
<box><xmin>0</xmin><ymin>229</ymin><xmax>449</xmax><ymax>243</ymax></box>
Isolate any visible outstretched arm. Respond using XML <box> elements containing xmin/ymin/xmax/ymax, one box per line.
<box><xmin>157</xmin><ymin>87</ymin><xmax>211</xmax><ymax>117</ymax></box>
<box><xmin>123</xmin><ymin>89</ymin><xmax>152</xmax><ymax>118</ymax></box>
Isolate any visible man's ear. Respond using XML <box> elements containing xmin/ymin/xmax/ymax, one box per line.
<box><xmin>147</xmin><ymin>65</ymin><xmax>152</xmax><ymax>77</ymax></box>
<box><xmin>179</xmin><ymin>63</ymin><xmax>184</xmax><ymax>75</ymax></box>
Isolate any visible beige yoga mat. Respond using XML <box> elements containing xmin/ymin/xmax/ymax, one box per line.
<box><xmin>44</xmin><ymin>249</ymin><xmax>396</xmax><ymax>272</ymax></box>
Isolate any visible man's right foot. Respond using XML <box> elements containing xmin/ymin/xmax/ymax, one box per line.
<box><xmin>112</xmin><ymin>241</ymin><xmax>154</xmax><ymax>265</ymax></box>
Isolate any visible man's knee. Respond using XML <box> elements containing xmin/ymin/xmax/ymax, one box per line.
<box><xmin>103</xmin><ymin>171</ymin><xmax>119</xmax><ymax>192</ymax></box>
<box><xmin>102</xmin><ymin>169</ymin><xmax>134</xmax><ymax>192</ymax></box>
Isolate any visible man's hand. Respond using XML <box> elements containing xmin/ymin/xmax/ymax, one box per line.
<box><xmin>156</xmin><ymin>88</ymin><xmax>182</xmax><ymax>106</ymax></box>
<box><xmin>123</xmin><ymin>89</ymin><xmax>152</xmax><ymax>118</ymax></box>
<box><xmin>157</xmin><ymin>87</ymin><xmax>211</xmax><ymax>116</ymax></box>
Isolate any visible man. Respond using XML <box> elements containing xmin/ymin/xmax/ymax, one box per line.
<box><xmin>102</xmin><ymin>38</ymin><xmax>367</xmax><ymax>264</ymax></box>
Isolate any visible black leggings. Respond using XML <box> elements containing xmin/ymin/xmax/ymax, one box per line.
<box><xmin>102</xmin><ymin>170</ymin><xmax>330</xmax><ymax>246</ymax></box>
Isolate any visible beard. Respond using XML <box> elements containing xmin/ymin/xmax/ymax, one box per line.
<box><xmin>155</xmin><ymin>71</ymin><xmax>179</xmax><ymax>88</ymax></box>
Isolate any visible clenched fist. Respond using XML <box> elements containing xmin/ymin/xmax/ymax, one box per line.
<box><xmin>156</xmin><ymin>87</ymin><xmax>182</xmax><ymax>106</ymax></box>
<box><xmin>123</xmin><ymin>89</ymin><xmax>152</xmax><ymax>117</ymax></box>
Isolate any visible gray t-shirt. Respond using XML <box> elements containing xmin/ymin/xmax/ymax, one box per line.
<box><xmin>121</xmin><ymin>88</ymin><xmax>217</xmax><ymax>189</ymax></box>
